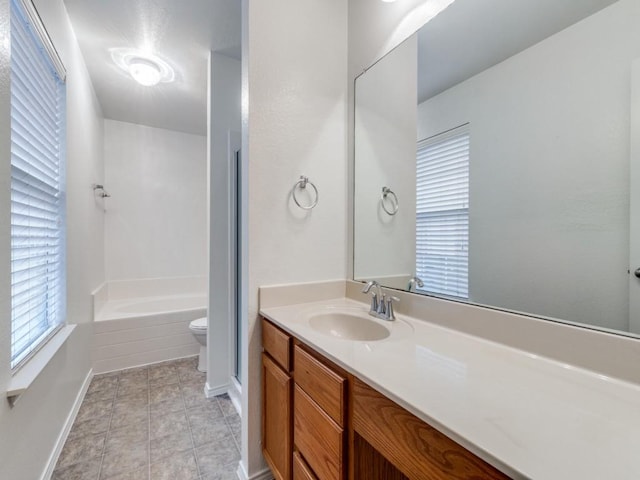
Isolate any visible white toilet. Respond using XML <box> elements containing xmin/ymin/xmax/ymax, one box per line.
<box><xmin>189</xmin><ymin>317</ymin><xmax>208</xmax><ymax>372</ymax></box>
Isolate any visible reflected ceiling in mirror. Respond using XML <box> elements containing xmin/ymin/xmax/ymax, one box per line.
<box><xmin>353</xmin><ymin>0</ymin><xmax>640</xmax><ymax>338</ymax></box>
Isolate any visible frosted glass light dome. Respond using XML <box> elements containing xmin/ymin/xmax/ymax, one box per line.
<box><xmin>110</xmin><ymin>48</ymin><xmax>175</xmax><ymax>87</ymax></box>
<box><xmin>128</xmin><ymin>58</ymin><xmax>162</xmax><ymax>86</ymax></box>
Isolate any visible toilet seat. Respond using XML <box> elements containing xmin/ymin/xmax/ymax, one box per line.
<box><xmin>190</xmin><ymin>317</ymin><xmax>207</xmax><ymax>331</ymax></box>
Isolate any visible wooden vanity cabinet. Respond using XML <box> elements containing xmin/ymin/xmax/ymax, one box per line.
<box><xmin>261</xmin><ymin>317</ymin><xmax>511</xmax><ymax>480</ymax></box>
<box><xmin>352</xmin><ymin>379</ymin><xmax>510</xmax><ymax>480</ymax></box>
<box><xmin>262</xmin><ymin>319</ymin><xmax>293</xmax><ymax>480</ymax></box>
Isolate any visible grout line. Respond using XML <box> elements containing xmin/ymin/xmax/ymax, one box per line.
<box><xmin>180</xmin><ymin>362</ymin><xmax>203</xmax><ymax>478</ymax></box>
<box><xmin>147</xmin><ymin>369</ymin><xmax>151</xmax><ymax>480</ymax></box>
<box><xmin>96</xmin><ymin>375</ymin><xmax>119</xmax><ymax>480</ymax></box>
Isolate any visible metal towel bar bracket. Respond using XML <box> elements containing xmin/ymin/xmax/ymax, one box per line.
<box><xmin>92</xmin><ymin>183</ymin><xmax>111</xmax><ymax>198</ymax></box>
<box><xmin>381</xmin><ymin>186</ymin><xmax>398</xmax><ymax>215</ymax></box>
<box><xmin>292</xmin><ymin>175</ymin><xmax>318</xmax><ymax>210</ymax></box>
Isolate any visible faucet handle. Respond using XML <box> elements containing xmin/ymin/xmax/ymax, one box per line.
<box><xmin>385</xmin><ymin>296</ymin><xmax>400</xmax><ymax>320</ymax></box>
<box><xmin>377</xmin><ymin>294</ymin><xmax>387</xmax><ymax>315</ymax></box>
<box><xmin>362</xmin><ymin>280</ymin><xmax>378</xmax><ymax>293</ymax></box>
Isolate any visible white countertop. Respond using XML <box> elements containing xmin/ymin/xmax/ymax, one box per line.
<box><xmin>260</xmin><ymin>297</ymin><xmax>640</xmax><ymax>480</ymax></box>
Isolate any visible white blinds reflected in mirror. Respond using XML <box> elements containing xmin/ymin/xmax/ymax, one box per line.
<box><xmin>353</xmin><ymin>0</ymin><xmax>640</xmax><ymax>338</ymax></box>
<box><xmin>416</xmin><ymin>125</ymin><xmax>469</xmax><ymax>299</ymax></box>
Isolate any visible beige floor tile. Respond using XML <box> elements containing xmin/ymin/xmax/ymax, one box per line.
<box><xmin>199</xmin><ymin>461</ymin><xmax>238</xmax><ymax>480</ymax></box>
<box><xmin>195</xmin><ymin>441</ymin><xmax>240</xmax><ymax>477</ymax></box>
<box><xmin>110</xmin><ymin>403</ymin><xmax>148</xmax><ymax>429</ymax></box>
<box><xmin>150</xmin><ymin>430</ymin><xmax>193</xmax><ymax>463</ymax></box>
<box><xmin>149</xmin><ymin>395</ymin><xmax>185</xmax><ymax>414</ymax></box>
<box><xmin>117</xmin><ymin>378</ymin><xmax>149</xmax><ymax>397</ymax></box>
<box><xmin>57</xmin><ymin>433</ymin><xmax>106</xmax><ymax>469</ymax></box>
<box><xmin>215</xmin><ymin>394</ymin><xmax>237</xmax><ymax>417</ymax></box>
<box><xmin>113</xmin><ymin>389</ymin><xmax>148</xmax><ymax>408</ymax></box>
<box><xmin>150</xmin><ymin>450</ymin><xmax>199</xmax><ymax>480</ymax></box>
<box><xmin>76</xmin><ymin>398</ymin><xmax>114</xmax><ymax>423</ymax></box>
<box><xmin>149</xmin><ymin>383</ymin><xmax>181</xmax><ymax>405</ymax></box>
<box><xmin>67</xmin><ymin>413</ymin><xmax>112</xmax><ymax>442</ymax></box>
<box><xmin>87</xmin><ymin>375</ymin><xmax>119</xmax><ymax>396</ymax></box>
<box><xmin>100</xmin><ymin>445</ymin><xmax>148</xmax><ymax>479</ymax></box>
<box><xmin>105</xmin><ymin>424</ymin><xmax>148</xmax><ymax>453</ymax></box>
<box><xmin>99</xmin><ymin>465</ymin><xmax>148</xmax><ymax>480</ymax></box>
<box><xmin>190</xmin><ymin>416</ymin><xmax>233</xmax><ymax>448</ymax></box>
<box><xmin>52</xmin><ymin>456</ymin><xmax>102</xmax><ymax>480</ymax></box>
<box><xmin>150</xmin><ymin>409</ymin><xmax>189</xmax><ymax>439</ymax></box>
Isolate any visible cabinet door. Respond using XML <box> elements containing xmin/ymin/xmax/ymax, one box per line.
<box><xmin>293</xmin><ymin>451</ymin><xmax>318</xmax><ymax>480</ymax></box>
<box><xmin>263</xmin><ymin>353</ymin><xmax>292</xmax><ymax>480</ymax></box>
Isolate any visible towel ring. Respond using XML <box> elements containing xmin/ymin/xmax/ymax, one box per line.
<box><xmin>292</xmin><ymin>175</ymin><xmax>318</xmax><ymax>210</ymax></box>
<box><xmin>381</xmin><ymin>186</ymin><xmax>398</xmax><ymax>216</ymax></box>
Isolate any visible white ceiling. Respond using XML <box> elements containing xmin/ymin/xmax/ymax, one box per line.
<box><xmin>418</xmin><ymin>0</ymin><xmax>619</xmax><ymax>103</ymax></box>
<box><xmin>63</xmin><ymin>0</ymin><xmax>241</xmax><ymax>135</ymax></box>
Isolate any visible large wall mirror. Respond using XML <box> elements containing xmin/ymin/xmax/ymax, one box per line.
<box><xmin>353</xmin><ymin>0</ymin><xmax>640</xmax><ymax>337</ymax></box>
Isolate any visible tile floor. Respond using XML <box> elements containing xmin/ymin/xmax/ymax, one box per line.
<box><xmin>52</xmin><ymin>356</ymin><xmax>241</xmax><ymax>480</ymax></box>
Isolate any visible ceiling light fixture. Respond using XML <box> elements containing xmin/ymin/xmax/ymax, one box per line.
<box><xmin>128</xmin><ymin>57</ymin><xmax>162</xmax><ymax>86</ymax></box>
<box><xmin>110</xmin><ymin>48</ymin><xmax>175</xmax><ymax>87</ymax></box>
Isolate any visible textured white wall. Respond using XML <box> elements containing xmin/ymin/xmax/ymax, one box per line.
<box><xmin>207</xmin><ymin>52</ymin><xmax>241</xmax><ymax>390</ymax></box>
<box><xmin>354</xmin><ymin>36</ymin><xmax>417</xmax><ymax>284</ymax></box>
<box><xmin>417</xmin><ymin>0</ymin><xmax>639</xmax><ymax>331</ymax></box>
<box><xmin>241</xmin><ymin>0</ymin><xmax>348</xmax><ymax>476</ymax></box>
<box><xmin>0</xmin><ymin>0</ymin><xmax>104</xmax><ymax>478</ymax></box>
<box><xmin>104</xmin><ymin>120</ymin><xmax>207</xmax><ymax>282</ymax></box>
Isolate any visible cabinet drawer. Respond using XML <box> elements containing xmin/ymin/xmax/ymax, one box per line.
<box><xmin>352</xmin><ymin>378</ymin><xmax>510</xmax><ymax>480</ymax></box>
<box><xmin>294</xmin><ymin>385</ymin><xmax>344</xmax><ymax>480</ymax></box>
<box><xmin>293</xmin><ymin>451</ymin><xmax>318</xmax><ymax>480</ymax></box>
<box><xmin>263</xmin><ymin>318</ymin><xmax>291</xmax><ymax>371</ymax></box>
<box><xmin>294</xmin><ymin>345</ymin><xmax>346</xmax><ymax>426</ymax></box>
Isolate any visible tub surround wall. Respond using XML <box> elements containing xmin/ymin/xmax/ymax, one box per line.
<box><xmin>97</xmin><ymin>275</ymin><xmax>207</xmax><ymax>305</ymax></box>
<box><xmin>0</xmin><ymin>0</ymin><xmax>105</xmax><ymax>478</ymax></box>
<box><xmin>104</xmin><ymin>119</ymin><xmax>207</xmax><ymax>282</ymax></box>
<box><xmin>242</xmin><ymin>0</ymin><xmax>349</xmax><ymax>477</ymax></box>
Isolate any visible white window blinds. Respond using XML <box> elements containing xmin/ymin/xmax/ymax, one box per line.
<box><xmin>10</xmin><ymin>0</ymin><xmax>66</xmax><ymax>369</ymax></box>
<box><xmin>416</xmin><ymin>125</ymin><xmax>469</xmax><ymax>298</ymax></box>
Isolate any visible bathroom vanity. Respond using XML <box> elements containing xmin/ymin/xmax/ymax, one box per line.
<box><xmin>261</xmin><ymin>317</ymin><xmax>507</xmax><ymax>480</ymax></box>
<box><xmin>259</xmin><ymin>287</ymin><xmax>640</xmax><ymax>480</ymax></box>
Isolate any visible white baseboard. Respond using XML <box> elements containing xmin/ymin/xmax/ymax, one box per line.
<box><xmin>204</xmin><ymin>381</ymin><xmax>229</xmax><ymax>398</ymax></box>
<box><xmin>40</xmin><ymin>368</ymin><xmax>93</xmax><ymax>480</ymax></box>
<box><xmin>236</xmin><ymin>462</ymin><xmax>273</xmax><ymax>480</ymax></box>
<box><xmin>228</xmin><ymin>377</ymin><xmax>242</xmax><ymax>416</ymax></box>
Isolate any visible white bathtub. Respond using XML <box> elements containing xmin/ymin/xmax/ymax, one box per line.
<box><xmin>92</xmin><ymin>277</ymin><xmax>207</xmax><ymax>373</ymax></box>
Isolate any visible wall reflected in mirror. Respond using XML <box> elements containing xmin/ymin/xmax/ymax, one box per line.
<box><xmin>353</xmin><ymin>0</ymin><xmax>640</xmax><ymax>337</ymax></box>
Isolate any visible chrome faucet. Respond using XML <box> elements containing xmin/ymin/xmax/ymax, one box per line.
<box><xmin>362</xmin><ymin>281</ymin><xmax>399</xmax><ymax>321</ymax></box>
<box><xmin>407</xmin><ymin>275</ymin><xmax>424</xmax><ymax>292</ymax></box>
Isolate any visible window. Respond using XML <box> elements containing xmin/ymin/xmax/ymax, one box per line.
<box><xmin>415</xmin><ymin>125</ymin><xmax>469</xmax><ymax>298</ymax></box>
<box><xmin>10</xmin><ymin>0</ymin><xmax>66</xmax><ymax>370</ymax></box>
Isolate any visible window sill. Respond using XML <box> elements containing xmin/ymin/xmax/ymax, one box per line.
<box><xmin>7</xmin><ymin>324</ymin><xmax>76</xmax><ymax>406</ymax></box>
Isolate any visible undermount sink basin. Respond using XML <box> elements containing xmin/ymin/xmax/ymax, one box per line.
<box><xmin>308</xmin><ymin>312</ymin><xmax>391</xmax><ymax>341</ymax></box>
